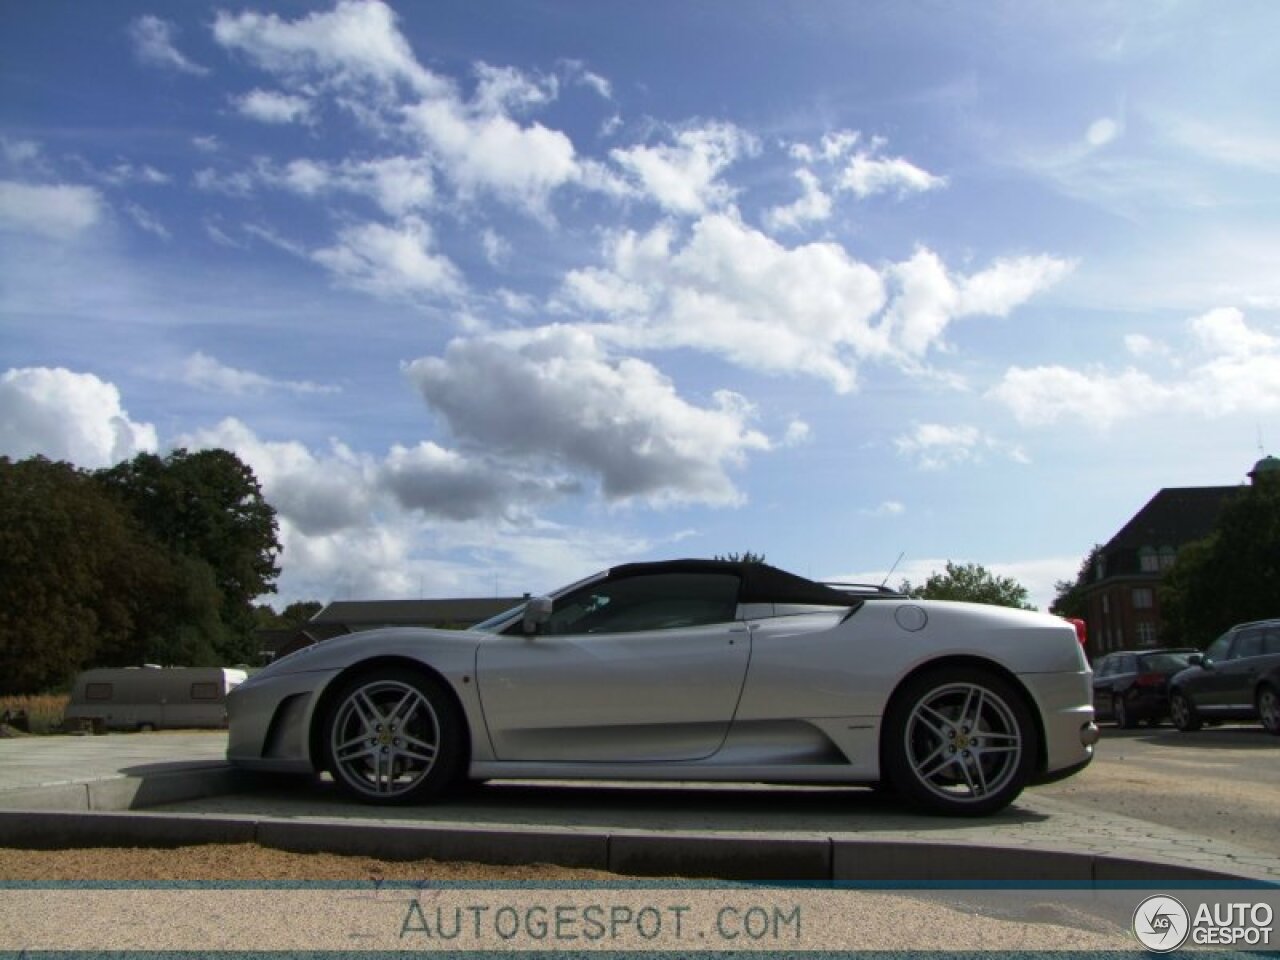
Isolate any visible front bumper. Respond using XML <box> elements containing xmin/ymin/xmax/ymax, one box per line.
<box><xmin>226</xmin><ymin>668</ymin><xmax>340</xmax><ymax>774</ymax></box>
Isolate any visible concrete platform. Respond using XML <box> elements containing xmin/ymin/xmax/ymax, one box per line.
<box><xmin>1</xmin><ymin>732</ymin><xmax>1278</xmax><ymax>885</ymax></box>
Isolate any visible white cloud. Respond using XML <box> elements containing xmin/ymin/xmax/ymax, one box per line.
<box><xmin>561</xmin><ymin>214</ymin><xmax>887</xmax><ymax>392</ymax></box>
<box><xmin>473</xmin><ymin>62</ymin><xmax>558</xmax><ymax>115</ymax></box>
<box><xmin>558</xmin><ymin>215</ymin><xmax>1068</xmax><ymax>391</ymax></box>
<box><xmin>1189</xmin><ymin>306</ymin><xmax>1277</xmax><ymax>357</ymax></box>
<box><xmin>0</xmin><ymin>181</ymin><xmax>103</xmax><ymax>238</ymax></box>
<box><xmin>989</xmin><ymin>365</ymin><xmax>1164</xmax><ymax>428</ymax></box>
<box><xmin>1123</xmin><ymin>333</ymin><xmax>1165</xmax><ymax>358</ymax></box>
<box><xmin>312</xmin><ymin>217</ymin><xmax>463</xmax><ymax>300</ymax></box>
<box><xmin>610</xmin><ymin>122</ymin><xmax>757</xmax><ymax>215</ymax></box>
<box><xmin>212</xmin><ymin>0</ymin><xmax>444</xmax><ymax>97</ymax></box>
<box><xmin>0</xmin><ymin>368</ymin><xmax>157</xmax><ymax>468</ymax></box>
<box><xmin>956</xmin><ymin>254</ymin><xmax>1077</xmax><ymax>317</ymax></box>
<box><xmin>259</xmin><ymin>155</ymin><xmax>435</xmax><ymax>215</ymax></box>
<box><xmin>764</xmin><ymin>168</ymin><xmax>833</xmax><ymax>232</ymax></box>
<box><xmin>181</xmin><ymin>352</ymin><xmax>339</xmax><ymax>397</ymax></box>
<box><xmin>893</xmin><ymin>422</ymin><xmax>1029</xmax><ymax>471</ymax></box>
<box><xmin>123</xmin><ymin>202</ymin><xmax>170</xmax><ymax>240</ymax></box>
<box><xmin>861</xmin><ymin>500</ymin><xmax>905</xmax><ymax>518</ymax></box>
<box><xmin>840</xmin><ymin>150</ymin><xmax>945</xmax><ymax>199</ymax></box>
<box><xmin>235</xmin><ymin>89</ymin><xmax>314</xmax><ymax>125</ymax></box>
<box><xmin>129</xmin><ymin>15</ymin><xmax>208</xmax><ymax>76</ymax></box>
<box><xmin>991</xmin><ymin>307</ymin><xmax>1280</xmax><ymax>427</ymax></box>
<box><xmin>1085</xmin><ymin>117</ymin><xmax>1121</xmax><ymax>148</ymax></box>
<box><xmin>894</xmin><ymin>423</ymin><xmax>984</xmax><ymax>471</ymax></box>
<box><xmin>403</xmin><ymin>98</ymin><xmax>579</xmax><ymax>213</ymax></box>
<box><xmin>192</xmin><ymin>135</ymin><xmax>220</xmax><ymax>153</ymax></box>
<box><xmin>782</xmin><ymin>420</ymin><xmax>812</xmax><ymax>447</ymax></box>
<box><xmin>405</xmin><ymin>326</ymin><xmax>772</xmax><ymax>506</ymax></box>
<box><xmin>482</xmin><ymin>228</ymin><xmax>511</xmax><ymax>266</ymax></box>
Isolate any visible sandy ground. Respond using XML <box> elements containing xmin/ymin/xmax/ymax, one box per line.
<box><xmin>0</xmin><ymin>842</ymin><xmax>617</xmax><ymax>881</ymax></box>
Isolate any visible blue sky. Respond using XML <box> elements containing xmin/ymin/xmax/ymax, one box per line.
<box><xmin>3</xmin><ymin>1</ymin><xmax>1279</xmax><ymax>608</ymax></box>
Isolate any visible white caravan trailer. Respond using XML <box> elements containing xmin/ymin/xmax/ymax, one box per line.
<box><xmin>64</xmin><ymin>666</ymin><xmax>248</xmax><ymax>731</ymax></box>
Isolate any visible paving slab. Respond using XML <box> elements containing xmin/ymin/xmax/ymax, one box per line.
<box><xmin>2</xmin><ymin>733</ymin><xmax>1278</xmax><ymax>884</ymax></box>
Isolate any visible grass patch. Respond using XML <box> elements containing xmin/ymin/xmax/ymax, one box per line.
<box><xmin>0</xmin><ymin>693</ymin><xmax>69</xmax><ymax>735</ymax></box>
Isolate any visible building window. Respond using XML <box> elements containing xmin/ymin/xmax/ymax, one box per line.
<box><xmin>1139</xmin><ymin>547</ymin><xmax>1159</xmax><ymax>572</ymax></box>
<box><xmin>1133</xmin><ymin>587</ymin><xmax>1154</xmax><ymax>609</ymax></box>
<box><xmin>1094</xmin><ymin>555</ymin><xmax>1107</xmax><ymax>580</ymax></box>
<box><xmin>1136</xmin><ymin>622</ymin><xmax>1157</xmax><ymax>645</ymax></box>
<box><xmin>1158</xmin><ymin>546</ymin><xmax>1177</xmax><ymax>570</ymax></box>
<box><xmin>1101</xmin><ymin>595</ymin><xmax>1110</xmax><ymax>615</ymax></box>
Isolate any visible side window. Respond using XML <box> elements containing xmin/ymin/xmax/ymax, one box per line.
<box><xmin>1232</xmin><ymin>630</ymin><xmax>1263</xmax><ymax>660</ymax></box>
<box><xmin>85</xmin><ymin>682</ymin><xmax>113</xmax><ymax>701</ymax></box>
<box><xmin>1263</xmin><ymin>629</ymin><xmax>1280</xmax><ymax>656</ymax></box>
<box><xmin>544</xmin><ymin>573</ymin><xmax>741</xmax><ymax>635</ymax></box>
<box><xmin>1120</xmin><ymin>655</ymin><xmax>1138</xmax><ymax>674</ymax></box>
<box><xmin>1094</xmin><ymin>656</ymin><xmax>1113</xmax><ymax>677</ymax></box>
<box><xmin>190</xmin><ymin>682</ymin><xmax>220</xmax><ymax>700</ymax></box>
<box><xmin>1203</xmin><ymin>632</ymin><xmax>1232</xmax><ymax>662</ymax></box>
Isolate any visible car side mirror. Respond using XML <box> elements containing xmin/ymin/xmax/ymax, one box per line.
<box><xmin>1187</xmin><ymin>654</ymin><xmax>1202</xmax><ymax>667</ymax></box>
<box><xmin>522</xmin><ymin>595</ymin><xmax>553</xmax><ymax>635</ymax></box>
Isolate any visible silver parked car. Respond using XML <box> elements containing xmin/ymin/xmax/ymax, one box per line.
<box><xmin>227</xmin><ymin>559</ymin><xmax>1098</xmax><ymax>816</ymax></box>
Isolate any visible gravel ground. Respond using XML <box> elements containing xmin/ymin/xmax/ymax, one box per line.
<box><xmin>0</xmin><ymin>843</ymin><xmax>621</xmax><ymax>881</ymax></box>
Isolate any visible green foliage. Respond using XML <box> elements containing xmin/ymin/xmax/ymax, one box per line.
<box><xmin>0</xmin><ymin>450</ymin><xmax>282</xmax><ymax>694</ymax></box>
<box><xmin>255</xmin><ymin>600</ymin><xmax>322</xmax><ymax>630</ymax></box>
<box><xmin>713</xmin><ymin>551</ymin><xmax>767</xmax><ymax>563</ymax></box>
<box><xmin>96</xmin><ymin>448</ymin><xmax>281</xmax><ymax>662</ymax></box>
<box><xmin>1049</xmin><ymin>545</ymin><xmax>1101</xmax><ymax>619</ymax></box>
<box><xmin>900</xmin><ymin>561</ymin><xmax>1036</xmax><ymax>610</ymax></box>
<box><xmin>1159</xmin><ymin>480</ymin><xmax>1280</xmax><ymax>646</ymax></box>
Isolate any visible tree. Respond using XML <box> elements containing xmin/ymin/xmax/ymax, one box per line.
<box><xmin>0</xmin><ymin>457</ymin><xmax>172</xmax><ymax>692</ymax></box>
<box><xmin>255</xmin><ymin>601</ymin><xmax>322</xmax><ymax>630</ymax></box>
<box><xmin>95</xmin><ymin>448</ymin><xmax>281</xmax><ymax>663</ymax></box>
<box><xmin>1159</xmin><ymin>479</ymin><xmax>1280</xmax><ymax>647</ymax></box>
<box><xmin>900</xmin><ymin>561</ymin><xmax>1036</xmax><ymax>610</ymax></box>
<box><xmin>714</xmin><ymin>551</ymin><xmax>767</xmax><ymax>563</ymax></box>
<box><xmin>1049</xmin><ymin>545</ymin><xmax>1101</xmax><ymax>619</ymax></box>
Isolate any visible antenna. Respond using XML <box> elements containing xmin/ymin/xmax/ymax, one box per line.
<box><xmin>880</xmin><ymin>551</ymin><xmax>905</xmax><ymax>588</ymax></box>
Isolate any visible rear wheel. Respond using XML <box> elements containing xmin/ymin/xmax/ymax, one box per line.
<box><xmin>324</xmin><ymin>668</ymin><xmax>465</xmax><ymax>804</ymax></box>
<box><xmin>1169</xmin><ymin>691</ymin><xmax>1201</xmax><ymax>732</ymax></box>
<box><xmin>881</xmin><ymin>667</ymin><xmax>1038</xmax><ymax>817</ymax></box>
<box><xmin>1257</xmin><ymin>684</ymin><xmax>1280</xmax><ymax>736</ymax></box>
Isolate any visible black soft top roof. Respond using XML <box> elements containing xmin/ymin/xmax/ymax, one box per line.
<box><xmin>606</xmin><ymin>558</ymin><xmax>861</xmax><ymax>608</ymax></box>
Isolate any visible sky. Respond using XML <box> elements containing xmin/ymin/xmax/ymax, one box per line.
<box><xmin>3</xmin><ymin>1</ymin><xmax>1279</xmax><ymax>610</ymax></box>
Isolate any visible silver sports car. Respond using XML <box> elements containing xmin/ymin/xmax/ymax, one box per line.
<box><xmin>228</xmin><ymin>559</ymin><xmax>1098</xmax><ymax>816</ymax></box>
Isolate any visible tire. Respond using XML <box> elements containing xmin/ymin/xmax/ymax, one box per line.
<box><xmin>323</xmin><ymin>667</ymin><xmax>465</xmax><ymax>804</ymax></box>
<box><xmin>138</xmin><ymin>722</ymin><xmax>156</xmax><ymax>733</ymax></box>
<box><xmin>1112</xmin><ymin>694</ymin><xmax>1136</xmax><ymax>729</ymax></box>
<box><xmin>1257</xmin><ymin>684</ymin><xmax>1280</xmax><ymax>736</ymax></box>
<box><xmin>1169</xmin><ymin>690</ymin><xmax>1201</xmax><ymax>732</ymax></box>
<box><xmin>881</xmin><ymin>667</ymin><xmax>1038</xmax><ymax>817</ymax></box>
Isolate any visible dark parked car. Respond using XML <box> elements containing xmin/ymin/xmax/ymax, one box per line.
<box><xmin>1169</xmin><ymin>619</ymin><xmax>1280</xmax><ymax>735</ymax></box>
<box><xmin>1092</xmin><ymin>648</ymin><xmax>1196</xmax><ymax>728</ymax></box>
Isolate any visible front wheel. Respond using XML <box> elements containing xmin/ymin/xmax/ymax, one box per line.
<box><xmin>881</xmin><ymin>667</ymin><xmax>1038</xmax><ymax>817</ymax></box>
<box><xmin>1169</xmin><ymin>691</ymin><xmax>1201</xmax><ymax>732</ymax></box>
<box><xmin>1257</xmin><ymin>684</ymin><xmax>1280</xmax><ymax>736</ymax></box>
<box><xmin>324</xmin><ymin>668</ymin><xmax>465</xmax><ymax>804</ymax></box>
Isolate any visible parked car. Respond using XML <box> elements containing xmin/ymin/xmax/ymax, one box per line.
<box><xmin>1092</xmin><ymin>648</ymin><xmax>1197</xmax><ymax>728</ymax></box>
<box><xmin>1168</xmin><ymin>619</ymin><xmax>1280</xmax><ymax>735</ymax></box>
<box><xmin>227</xmin><ymin>558</ymin><xmax>1099</xmax><ymax>816</ymax></box>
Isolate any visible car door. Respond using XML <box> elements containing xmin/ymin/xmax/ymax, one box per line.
<box><xmin>1186</xmin><ymin>632</ymin><xmax>1235</xmax><ymax>710</ymax></box>
<box><xmin>1214</xmin><ymin>629</ymin><xmax>1264</xmax><ymax>711</ymax></box>
<box><xmin>476</xmin><ymin>570</ymin><xmax>751</xmax><ymax>762</ymax></box>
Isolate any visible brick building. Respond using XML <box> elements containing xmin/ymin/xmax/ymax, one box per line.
<box><xmin>1080</xmin><ymin>456</ymin><xmax>1277</xmax><ymax>660</ymax></box>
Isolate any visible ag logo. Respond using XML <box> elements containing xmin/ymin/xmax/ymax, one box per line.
<box><xmin>1133</xmin><ymin>895</ymin><xmax>1190</xmax><ymax>952</ymax></box>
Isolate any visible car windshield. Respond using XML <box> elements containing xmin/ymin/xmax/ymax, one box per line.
<box><xmin>468</xmin><ymin>603</ymin><xmax>526</xmax><ymax>633</ymax></box>
<box><xmin>1139</xmin><ymin>652</ymin><xmax>1193</xmax><ymax>672</ymax></box>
